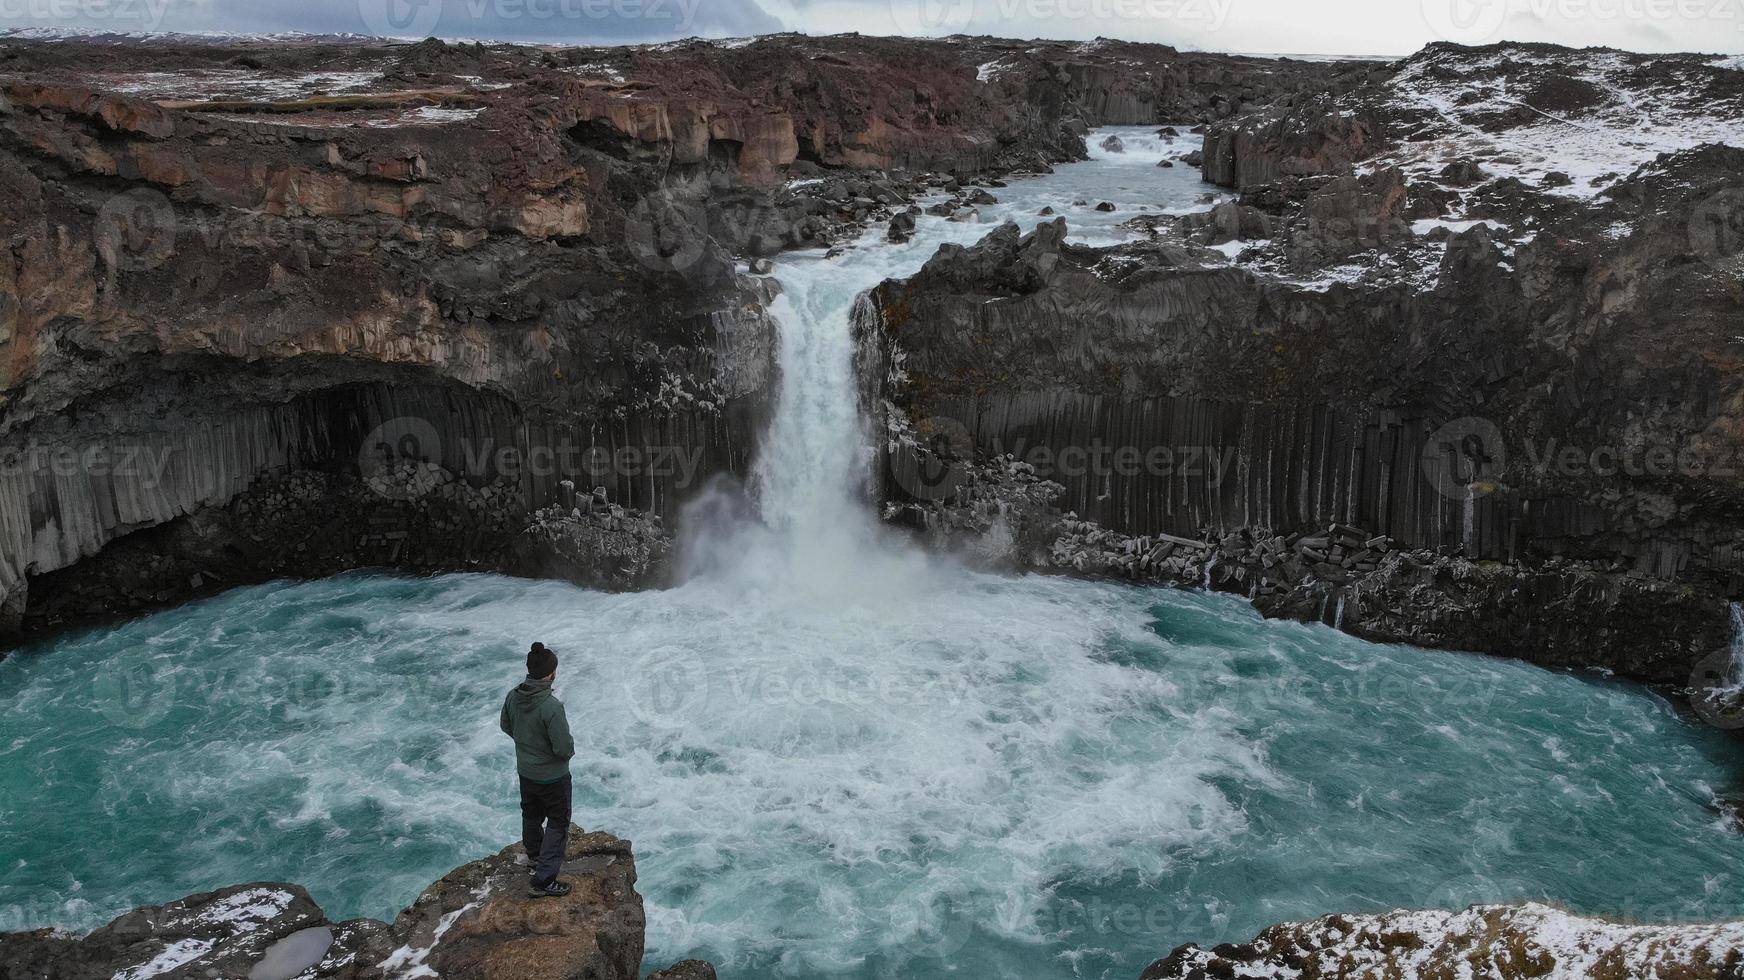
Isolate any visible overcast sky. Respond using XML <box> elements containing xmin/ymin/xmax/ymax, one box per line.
<box><xmin>5</xmin><ymin>0</ymin><xmax>1741</xmax><ymax>56</ymax></box>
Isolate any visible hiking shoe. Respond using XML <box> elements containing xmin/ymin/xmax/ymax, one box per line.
<box><xmin>528</xmin><ymin>878</ymin><xmax>571</xmax><ymax>899</ymax></box>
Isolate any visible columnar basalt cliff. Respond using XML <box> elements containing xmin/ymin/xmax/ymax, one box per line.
<box><xmin>863</xmin><ymin>43</ymin><xmax>1744</xmax><ymax>684</ymax></box>
<box><xmin>0</xmin><ymin>32</ymin><xmax>1334</xmax><ymax>644</ymax></box>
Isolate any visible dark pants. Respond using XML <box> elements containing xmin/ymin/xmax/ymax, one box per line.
<box><xmin>519</xmin><ymin>775</ymin><xmax>572</xmax><ymax>884</ymax></box>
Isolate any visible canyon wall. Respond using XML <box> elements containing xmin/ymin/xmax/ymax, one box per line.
<box><xmin>862</xmin><ymin>43</ymin><xmax>1744</xmax><ymax>682</ymax></box>
<box><xmin>0</xmin><ymin>32</ymin><xmax>1332</xmax><ymax>643</ymax></box>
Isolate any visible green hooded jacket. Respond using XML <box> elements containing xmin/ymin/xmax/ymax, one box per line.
<box><xmin>499</xmin><ymin>677</ymin><xmax>575</xmax><ymax>783</ymax></box>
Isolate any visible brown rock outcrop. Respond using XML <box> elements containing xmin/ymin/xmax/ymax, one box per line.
<box><xmin>0</xmin><ymin>826</ymin><xmax>705</xmax><ymax>980</ymax></box>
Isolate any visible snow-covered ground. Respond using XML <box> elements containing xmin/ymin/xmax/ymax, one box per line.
<box><xmin>0</xmin><ymin>27</ymin><xmax>380</xmax><ymax>46</ymax></box>
<box><xmin>1156</xmin><ymin>902</ymin><xmax>1744</xmax><ymax>979</ymax></box>
<box><xmin>108</xmin><ymin>69</ymin><xmax>384</xmax><ymax>102</ymax></box>
<box><xmin>561</xmin><ymin>63</ymin><xmax>628</xmax><ymax>84</ymax></box>
<box><xmin>1192</xmin><ymin>44</ymin><xmax>1744</xmax><ymax>295</ymax></box>
<box><xmin>1375</xmin><ymin>47</ymin><xmax>1744</xmax><ymax>200</ymax></box>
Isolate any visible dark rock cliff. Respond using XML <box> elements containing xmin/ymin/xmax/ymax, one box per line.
<box><xmin>0</xmin><ymin>33</ymin><xmax>1333</xmax><ymax>644</ymax></box>
<box><xmin>862</xmin><ymin>43</ymin><xmax>1744</xmax><ymax>684</ymax></box>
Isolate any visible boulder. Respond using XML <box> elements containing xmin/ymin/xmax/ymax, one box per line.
<box><xmin>1098</xmin><ymin>134</ymin><xmax>1126</xmax><ymax>153</ymax></box>
<box><xmin>1181</xmin><ymin>200</ymin><xmax>1273</xmax><ymax>244</ymax></box>
<box><xmin>1141</xmin><ymin>904</ymin><xmax>1744</xmax><ymax>979</ymax></box>
<box><xmin>0</xmin><ymin>884</ymin><xmax>336</xmax><ymax>980</ymax></box>
<box><xmin>649</xmin><ymin>961</ymin><xmax>719</xmax><ymax>980</ymax></box>
<box><xmin>394</xmin><ymin>826</ymin><xmax>644</xmax><ymax>980</ymax></box>
<box><xmin>1438</xmin><ymin>158</ymin><xmax>1487</xmax><ymax>186</ymax></box>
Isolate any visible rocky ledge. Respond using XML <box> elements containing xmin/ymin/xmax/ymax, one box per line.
<box><xmin>0</xmin><ymin>825</ymin><xmax>711</xmax><ymax>980</ymax></box>
<box><xmin>11</xmin><ymin>836</ymin><xmax>1744</xmax><ymax>980</ymax></box>
<box><xmin>1141</xmin><ymin>903</ymin><xmax>1744</xmax><ymax>980</ymax></box>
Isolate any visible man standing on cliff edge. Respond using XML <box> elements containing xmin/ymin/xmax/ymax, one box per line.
<box><xmin>500</xmin><ymin>642</ymin><xmax>575</xmax><ymax>898</ymax></box>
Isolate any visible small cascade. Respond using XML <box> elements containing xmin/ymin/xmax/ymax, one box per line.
<box><xmin>1462</xmin><ymin>494</ymin><xmax>1476</xmax><ymax>555</ymax></box>
<box><xmin>1333</xmin><ymin>594</ymin><xmax>1346</xmax><ymax>631</ymax></box>
<box><xmin>1727</xmin><ymin>602</ymin><xmax>1744</xmax><ymax>689</ymax></box>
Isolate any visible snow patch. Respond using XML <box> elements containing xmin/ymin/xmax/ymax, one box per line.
<box><xmin>378</xmin><ymin>881</ymin><xmax>492</xmax><ymax>980</ymax></box>
<box><xmin>112</xmin><ymin>938</ymin><xmax>219</xmax><ymax>980</ymax></box>
<box><xmin>1374</xmin><ymin>49</ymin><xmax>1744</xmax><ymax>202</ymax></box>
<box><xmin>1165</xmin><ymin>902</ymin><xmax>1744</xmax><ymax>979</ymax></box>
<box><xmin>1410</xmin><ymin>218</ymin><xmax>1497</xmax><ymax>236</ymax></box>
<box><xmin>197</xmin><ymin>887</ymin><xmax>294</xmax><ymax>927</ymax></box>
<box><xmin>562</xmin><ymin>64</ymin><xmax>627</xmax><ymax>84</ymax></box>
<box><xmin>108</xmin><ymin>70</ymin><xmax>383</xmax><ymax>102</ymax></box>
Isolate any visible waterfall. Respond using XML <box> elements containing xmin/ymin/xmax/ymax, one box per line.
<box><xmin>1461</xmin><ymin>494</ymin><xmax>1475</xmax><ymax>554</ymax></box>
<box><xmin>1727</xmin><ymin>602</ymin><xmax>1744</xmax><ymax>689</ymax></box>
<box><xmin>680</xmin><ymin>227</ymin><xmax>941</xmax><ymax>600</ymax></box>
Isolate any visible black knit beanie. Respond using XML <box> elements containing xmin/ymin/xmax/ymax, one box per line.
<box><xmin>527</xmin><ymin>642</ymin><xmax>558</xmax><ymax>679</ymax></box>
